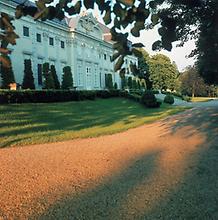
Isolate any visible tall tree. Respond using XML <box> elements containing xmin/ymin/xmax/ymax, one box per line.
<box><xmin>0</xmin><ymin>61</ymin><xmax>15</xmax><ymax>89</ymax></box>
<box><xmin>149</xmin><ymin>54</ymin><xmax>179</xmax><ymax>91</ymax></box>
<box><xmin>62</xmin><ymin>66</ymin><xmax>73</xmax><ymax>90</ymax></box>
<box><xmin>137</xmin><ymin>48</ymin><xmax>153</xmax><ymax>89</ymax></box>
<box><xmin>152</xmin><ymin>0</ymin><xmax>218</xmax><ymax>84</ymax></box>
<box><xmin>179</xmin><ymin>66</ymin><xmax>207</xmax><ymax>97</ymax></box>
<box><xmin>22</xmin><ymin>59</ymin><xmax>35</xmax><ymax>89</ymax></box>
<box><xmin>43</xmin><ymin>62</ymin><xmax>55</xmax><ymax>89</ymax></box>
<box><xmin>50</xmin><ymin>65</ymin><xmax>60</xmax><ymax>89</ymax></box>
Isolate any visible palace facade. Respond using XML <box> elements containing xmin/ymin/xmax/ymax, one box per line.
<box><xmin>0</xmin><ymin>0</ymin><xmax>138</xmax><ymax>90</ymax></box>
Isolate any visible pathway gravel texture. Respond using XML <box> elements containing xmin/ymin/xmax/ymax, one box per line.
<box><xmin>0</xmin><ymin>102</ymin><xmax>218</xmax><ymax>219</ymax></box>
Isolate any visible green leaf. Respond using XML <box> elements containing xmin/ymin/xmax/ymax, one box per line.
<box><xmin>74</xmin><ymin>1</ymin><xmax>82</xmax><ymax>14</ymax></box>
<box><xmin>84</xmin><ymin>0</ymin><xmax>94</xmax><ymax>9</ymax></box>
<box><xmin>111</xmin><ymin>52</ymin><xmax>120</xmax><ymax>62</ymax></box>
<box><xmin>114</xmin><ymin>55</ymin><xmax>124</xmax><ymax>72</ymax></box>
<box><xmin>131</xmin><ymin>26</ymin><xmax>140</xmax><ymax>37</ymax></box>
<box><xmin>132</xmin><ymin>43</ymin><xmax>144</xmax><ymax>48</ymax></box>
<box><xmin>151</xmin><ymin>14</ymin><xmax>159</xmax><ymax>25</ymax></box>
<box><xmin>117</xmin><ymin>0</ymin><xmax>135</xmax><ymax>7</ymax></box>
<box><xmin>103</xmin><ymin>9</ymin><xmax>112</xmax><ymax>25</ymax></box>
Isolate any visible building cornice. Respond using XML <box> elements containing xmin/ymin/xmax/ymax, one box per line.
<box><xmin>0</xmin><ymin>0</ymin><xmax>69</xmax><ymax>32</ymax></box>
<box><xmin>71</xmin><ymin>29</ymin><xmax>113</xmax><ymax>50</ymax></box>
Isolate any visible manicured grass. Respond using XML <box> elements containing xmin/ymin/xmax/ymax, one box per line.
<box><xmin>0</xmin><ymin>98</ymin><xmax>189</xmax><ymax>148</ymax></box>
<box><xmin>191</xmin><ymin>97</ymin><xmax>215</xmax><ymax>102</ymax></box>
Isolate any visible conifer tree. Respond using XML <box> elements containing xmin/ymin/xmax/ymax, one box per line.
<box><xmin>50</xmin><ymin>65</ymin><xmax>60</xmax><ymax>89</ymax></box>
<box><xmin>121</xmin><ymin>77</ymin><xmax>127</xmax><ymax>90</ymax></box>
<box><xmin>114</xmin><ymin>82</ymin><xmax>118</xmax><ymax>90</ymax></box>
<box><xmin>22</xmin><ymin>59</ymin><xmax>35</xmax><ymax>89</ymax></box>
<box><xmin>43</xmin><ymin>62</ymin><xmax>55</xmax><ymax>89</ymax></box>
<box><xmin>62</xmin><ymin>66</ymin><xmax>73</xmax><ymax>89</ymax></box>
<box><xmin>137</xmin><ymin>81</ymin><xmax>141</xmax><ymax>90</ymax></box>
<box><xmin>128</xmin><ymin>77</ymin><xmax>133</xmax><ymax>89</ymax></box>
<box><xmin>0</xmin><ymin>61</ymin><xmax>15</xmax><ymax>89</ymax></box>
<box><xmin>132</xmin><ymin>79</ymin><xmax>137</xmax><ymax>90</ymax></box>
<box><xmin>105</xmin><ymin>74</ymin><xmax>113</xmax><ymax>90</ymax></box>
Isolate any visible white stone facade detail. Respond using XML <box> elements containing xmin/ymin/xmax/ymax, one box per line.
<box><xmin>0</xmin><ymin>0</ymin><xmax>138</xmax><ymax>90</ymax></box>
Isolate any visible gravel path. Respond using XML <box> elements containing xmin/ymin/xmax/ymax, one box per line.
<box><xmin>0</xmin><ymin>104</ymin><xmax>218</xmax><ymax>219</ymax></box>
<box><xmin>155</xmin><ymin>93</ymin><xmax>218</xmax><ymax>107</ymax></box>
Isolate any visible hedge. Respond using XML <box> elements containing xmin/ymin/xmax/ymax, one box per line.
<box><xmin>0</xmin><ymin>89</ymin><xmax>161</xmax><ymax>109</ymax></box>
<box><xmin>141</xmin><ymin>90</ymin><xmax>161</xmax><ymax>108</ymax></box>
<box><xmin>164</xmin><ymin>94</ymin><xmax>174</xmax><ymax>104</ymax></box>
<box><xmin>0</xmin><ymin>90</ymin><xmax>130</xmax><ymax>104</ymax></box>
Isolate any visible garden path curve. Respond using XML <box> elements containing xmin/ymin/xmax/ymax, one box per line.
<box><xmin>0</xmin><ymin>102</ymin><xmax>218</xmax><ymax>219</ymax></box>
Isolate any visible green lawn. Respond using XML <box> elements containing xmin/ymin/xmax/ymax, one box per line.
<box><xmin>0</xmin><ymin>98</ymin><xmax>189</xmax><ymax>148</ymax></box>
<box><xmin>191</xmin><ymin>97</ymin><xmax>215</xmax><ymax>102</ymax></box>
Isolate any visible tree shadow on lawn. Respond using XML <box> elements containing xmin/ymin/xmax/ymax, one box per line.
<box><xmin>0</xmin><ymin>98</ymin><xmax>170</xmax><ymax>147</ymax></box>
<box><xmin>35</xmin><ymin>106</ymin><xmax>218</xmax><ymax>220</ymax></box>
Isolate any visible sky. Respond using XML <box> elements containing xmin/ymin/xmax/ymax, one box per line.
<box><xmin>129</xmin><ymin>27</ymin><xmax>196</xmax><ymax>72</ymax></box>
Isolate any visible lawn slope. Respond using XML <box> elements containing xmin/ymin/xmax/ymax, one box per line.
<box><xmin>0</xmin><ymin>98</ymin><xmax>188</xmax><ymax>147</ymax></box>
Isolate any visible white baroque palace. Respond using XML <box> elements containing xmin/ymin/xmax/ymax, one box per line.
<box><xmin>0</xmin><ymin>0</ymin><xmax>138</xmax><ymax>90</ymax></box>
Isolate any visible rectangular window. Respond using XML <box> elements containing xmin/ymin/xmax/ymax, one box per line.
<box><xmin>86</xmin><ymin>66</ymin><xmax>91</xmax><ymax>87</ymax></box>
<box><xmin>77</xmin><ymin>62</ymin><xmax>83</xmax><ymax>86</ymax></box>
<box><xmin>36</xmin><ymin>33</ymin><xmax>41</xmax><ymax>42</ymax></box>
<box><xmin>23</xmin><ymin>26</ymin><xmax>29</xmax><ymax>37</ymax></box>
<box><xmin>104</xmin><ymin>54</ymin><xmax>107</xmax><ymax>60</ymax></box>
<box><xmin>49</xmin><ymin>37</ymin><xmax>54</xmax><ymax>46</ymax></box>
<box><xmin>61</xmin><ymin>41</ymin><xmax>65</xmax><ymax>49</ymax></box>
<box><xmin>37</xmin><ymin>64</ymin><xmax>42</xmax><ymax>85</ymax></box>
<box><xmin>94</xmin><ymin>65</ymin><xmax>98</xmax><ymax>87</ymax></box>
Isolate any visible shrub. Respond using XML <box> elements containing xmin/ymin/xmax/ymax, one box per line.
<box><xmin>132</xmin><ymin>79</ymin><xmax>137</xmax><ymax>90</ymax></box>
<box><xmin>96</xmin><ymin>90</ymin><xmax>111</xmax><ymax>98</ymax></box>
<box><xmin>141</xmin><ymin>81</ymin><xmax>146</xmax><ymax>89</ymax></box>
<box><xmin>119</xmin><ymin>90</ymin><xmax>128</xmax><ymax>97</ymax></box>
<box><xmin>137</xmin><ymin>81</ymin><xmax>141</xmax><ymax>90</ymax></box>
<box><xmin>182</xmin><ymin>95</ymin><xmax>191</xmax><ymax>102</ymax></box>
<box><xmin>164</xmin><ymin>94</ymin><xmax>174</xmax><ymax>104</ymax></box>
<box><xmin>114</xmin><ymin>82</ymin><xmax>118</xmax><ymax>90</ymax></box>
<box><xmin>62</xmin><ymin>66</ymin><xmax>73</xmax><ymax>89</ymax></box>
<box><xmin>43</xmin><ymin>63</ymin><xmax>55</xmax><ymax>89</ymax></box>
<box><xmin>121</xmin><ymin>77</ymin><xmax>127</xmax><ymax>90</ymax></box>
<box><xmin>22</xmin><ymin>59</ymin><xmax>35</xmax><ymax>89</ymax></box>
<box><xmin>127</xmin><ymin>77</ymin><xmax>133</xmax><ymax>89</ymax></box>
<box><xmin>0</xmin><ymin>62</ymin><xmax>15</xmax><ymax>89</ymax></box>
<box><xmin>105</xmin><ymin>74</ymin><xmax>113</xmax><ymax>90</ymax></box>
<box><xmin>171</xmin><ymin>91</ymin><xmax>183</xmax><ymax>99</ymax></box>
<box><xmin>141</xmin><ymin>90</ymin><xmax>161</xmax><ymax>108</ymax></box>
<box><xmin>80</xmin><ymin>91</ymin><xmax>96</xmax><ymax>100</ymax></box>
<box><xmin>0</xmin><ymin>89</ymin><xmax>145</xmax><ymax>104</ymax></box>
<box><xmin>151</xmin><ymin>90</ymin><xmax>159</xmax><ymax>94</ymax></box>
<box><xmin>51</xmin><ymin>65</ymin><xmax>60</xmax><ymax>89</ymax></box>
